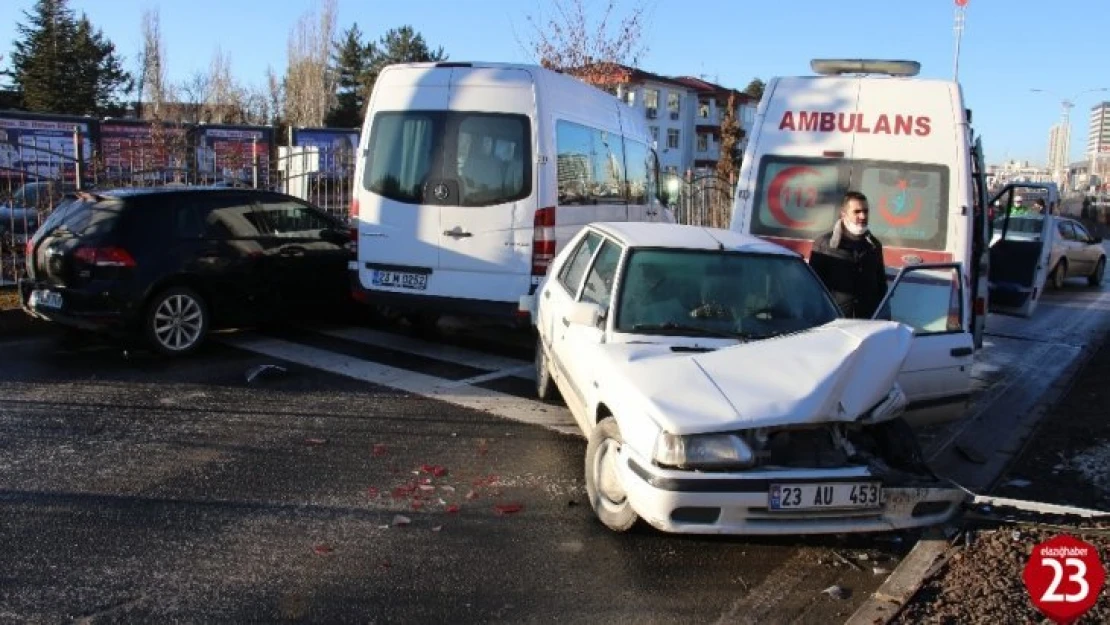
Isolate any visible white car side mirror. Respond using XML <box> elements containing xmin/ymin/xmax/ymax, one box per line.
<box><xmin>566</xmin><ymin>301</ymin><xmax>603</xmax><ymax>328</ymax></box>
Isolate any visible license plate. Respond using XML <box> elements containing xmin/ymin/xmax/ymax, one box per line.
<box><xmin>769</xmin><ymin>482</ymin><xmax>883</xmax><ymax>511</ymax></box>
<box><xmin>372</xmin><ymin>269</ymin><xmax>428</xmax><ymax>291</ymax></box>
<box><xmin>29</xmin><ymin>289</ymin><xmax>63</xmax><ymax>310</ymax></box>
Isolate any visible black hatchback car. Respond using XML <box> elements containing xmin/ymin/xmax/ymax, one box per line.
<box><xmin>20</xmin><ymin>187</ymin><xmax>352</xmax><ymax>355</ymax></box>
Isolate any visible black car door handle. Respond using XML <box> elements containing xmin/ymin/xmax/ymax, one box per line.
<box><xmin>443</xmin><ymin>229</ymin><xmax>473</xmax><ymax>238</ymax></box>
<box><xmin>280</xmin><ymin>247</ymin><xmax>306</xmax><ymax>257</ymax></box>
<box><xmin>561</xmin><ymin>316</ymin><xmax>570</xmax><ymax>327</ymax></box>
<box><xmin>950</xmin><ymin>347</ymin><xmax>973</xmax><ymax>357</ymax></box>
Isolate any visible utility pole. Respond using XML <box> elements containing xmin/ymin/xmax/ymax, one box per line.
<box><xmin>953</xmin><ymin>0</ymin><xmax>968</xmax><ymax>81</ymax></box>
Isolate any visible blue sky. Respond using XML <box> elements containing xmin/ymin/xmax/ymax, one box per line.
<box><xmin>2</xmin><ymin>0</ymin><xmax>1107</xmax><ymax>166</ymax></box>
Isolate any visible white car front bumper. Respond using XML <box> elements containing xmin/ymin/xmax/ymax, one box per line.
<box><xmin>619</xmin><ymin>448</ymin><xmax>965</xmax><ymax>536</ymax></box>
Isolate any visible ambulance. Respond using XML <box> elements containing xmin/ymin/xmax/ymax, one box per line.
<box><xmin>731</xmin><ymin>59</ymin><xmax>1055</xmax><ymax>425</ymax></box>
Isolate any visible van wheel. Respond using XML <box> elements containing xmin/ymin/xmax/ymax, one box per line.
<box><xmin>585</xmin><ymin>417</ymin><xmax>640</xmax><ymax>532</ymax></box>
<box><xmin>1089</xmin><ymin>257</ymin><xmax>1106</xmax><ymax>287</ymax></box>
<box><xmin>145</xmin><ymin>287</ymin><xmax>209</xmax><ymax>356</ymax></box>
<box><xmin>1051</xmin><ymin>260</ymin><xmax>1067</xmax><ymax>290</ymax></box>
<box><xmin>535</xmin><ymin>336</ymin><xmax>555</xmax><ymax>400</ymax></box>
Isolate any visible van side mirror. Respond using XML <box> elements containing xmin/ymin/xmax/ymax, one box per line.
<box><xmin>566</xmin><ymin>301</ymin><xmax>603</xmax><ymax>328</ymax></box>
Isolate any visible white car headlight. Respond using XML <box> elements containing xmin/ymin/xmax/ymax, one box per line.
<box><xmin>653</xmin><ymin>432</ymin><xmax>756</xmax><ymax>470</ymax></box>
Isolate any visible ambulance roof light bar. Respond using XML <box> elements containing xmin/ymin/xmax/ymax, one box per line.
<box><xmin>810</xmin><ymin>59</ymin><xmax>921</xmax><ymax>77</ymax></box>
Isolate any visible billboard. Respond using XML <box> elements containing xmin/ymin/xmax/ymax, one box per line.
<box><xmin>290</xmin><ymin>127</ymin><xmax>359</xmax><ymax>175</ymax></box>
<box><xmin>195</xmin><ymin>125</ymin><xmax>272</xmax><ymax>183</ymax></box>
<box><xmin>0</xmin><ymin>112</ymin><xmax>94</xmax><ymax>181</ymax></box>
<box><xmin>98</xmin><ymin>120</ymin><xmax>190</xmax><ymax>181</ymax></box>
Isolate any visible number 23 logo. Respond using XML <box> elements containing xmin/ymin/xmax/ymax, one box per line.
<box><xmin>1041</xmin><ymin>557</ymin><xmax>1089</xmax><ymax>603</ymax></box>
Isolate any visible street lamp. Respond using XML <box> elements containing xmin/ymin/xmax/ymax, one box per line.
<box><xmin>1030</xmin><ymin>87</ymin><xmax>1109</xmax><ymax>191</ymax></box>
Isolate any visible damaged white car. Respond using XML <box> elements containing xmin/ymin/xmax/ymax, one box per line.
<box><xmin>529</xmin><ymin>222</ymin><xmax>974</xmax><ymax>535</ymax></box>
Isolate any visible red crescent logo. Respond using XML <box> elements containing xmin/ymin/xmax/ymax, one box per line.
<box><xmin>767</xmin><ymin>166</ymin><xmax>820</xmax><ymax>228</ymax></box>
<box><xmin>879</xmin><ymin>196</ymin><xmax>923</xmax><ymax>227</ymax></box>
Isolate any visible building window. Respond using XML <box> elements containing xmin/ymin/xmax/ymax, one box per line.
<box><xmin>698</xmin><ymin>99</ymin><xmax>710</xmax><ymax>119</ymax></box>
<box><xmin>624</xmin><ymin>88</ymin><xmax>635</xmax><ymax>106</ymax></box>
<box><xmin>649</xmin><ymin>126</ymin><xmax>659</xmax><ymax>143</ymax></box>
<box><xmin>667</xmin><ymin>128</ymin><xmax>680</xmax><ymax>150</ymax></box>
<box><xmin>697</xmin><ymin>133</ymin><xmax>709</xmax><ymax>152</ymax></box>
<box><xmin>667</xmin><ymin>92</ymin><xmax>680</xmax><ymax>120</ymax></box>
<box><xmin>644</xmin><ymin>89</ymin><xmax>658</xmax><ymax>119</ymax></box>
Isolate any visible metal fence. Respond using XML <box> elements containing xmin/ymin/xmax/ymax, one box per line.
<box><xmin>662</xmin><ymin>173</ymin><xmax>736</xmax><ymax>229</ymax></box>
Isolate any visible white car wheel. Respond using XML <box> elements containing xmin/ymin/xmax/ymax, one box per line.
<box><xmin>585</xmin><ymin>417</ymin><xmax>639</xmax><ymax>532</ymax></box>
<box><xmin>534</xmin><ymin>336</ymin><xmax>556</xmax><ymax>400</ymax></box>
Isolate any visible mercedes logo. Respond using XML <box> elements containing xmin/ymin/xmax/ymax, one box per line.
<box><xmin>433</xmin><ymin>183</ymin><xmax>449</xmax><ymax>201</ymax></box>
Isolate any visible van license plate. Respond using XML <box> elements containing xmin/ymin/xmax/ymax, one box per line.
<box><xmin>30</xmin><ymin>289</ymin><xmax>63</xmax><ymax>310</ymax></box>
<box><xmin>372</xmin><ymin>270</ymin><xmax>428</xmax><ymax>291</ymax></box>
<box><xmin>769</xmin><ymin>482</ymin><xmax>882</xmax><ymax>511</ymax></box>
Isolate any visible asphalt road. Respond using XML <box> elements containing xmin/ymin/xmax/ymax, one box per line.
<box><xmin>0</xmin><ymin>268</ymin><xmax>1108</xmax><ymax>624</ymax></box>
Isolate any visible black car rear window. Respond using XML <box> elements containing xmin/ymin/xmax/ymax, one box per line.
<box><xmin>47</xmin><ymin>197</ymin><xmax>125</xmax><ymax>237</ymax></box>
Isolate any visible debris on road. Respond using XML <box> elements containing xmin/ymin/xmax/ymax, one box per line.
<box><xmin>245</xmin><ymin>364</ymin><xmax>287</xmax><ymax>384</ymax></box>
<box><xmin>391</xmin><ymin>515</ymin><xmax>411</xmax><ymax>527</ymax></box>
<box><xmin>821</xmin><ymin>585</ymin><xmax>849</xmax><ymax>600</ymax></box>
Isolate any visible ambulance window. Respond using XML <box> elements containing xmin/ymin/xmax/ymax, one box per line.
<box><xmin>856</xmin><ymin>163</ymin><xmax>949</xmax><ymax>252</ymax></box>
<box><xmin>750</xmin><ymin>157</ymin><xmax>844</xmax><ymax>241</ymax></box>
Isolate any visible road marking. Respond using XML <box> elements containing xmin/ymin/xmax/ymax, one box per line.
<box><xmin>223</xmin><ymin>334</ymin><xmax>577</xmax><ymax>436</ymax></box>
<box><xmin>316</xmin><ymin>326</ymin><xmax>530</xmax><ymax>373</ymax></box>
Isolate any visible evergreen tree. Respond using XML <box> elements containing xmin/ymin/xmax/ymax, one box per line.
<box><xmin>7</xmin><ymin>0</ymin><xmax>132</xmax><ymax>116</ymax></box>
<box><xmin>363</xmin><ymin>26</ymin><xmax>446</xmax><ymax>99</ymax></box>
<box><xmin>743</xmin><ymin>78</ymin><xmax>765</xmax><ymax>103</ymax></box>
<box><xmin>325</xmin><ymin>24</ymin><xmax>374</xmax><ymax>128</ymax></box>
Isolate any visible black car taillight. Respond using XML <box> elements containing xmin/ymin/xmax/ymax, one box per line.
<box><xmin>74</xmin><ymin>246</ymin><xmax>137</xmax><ymax>268</ymax></box>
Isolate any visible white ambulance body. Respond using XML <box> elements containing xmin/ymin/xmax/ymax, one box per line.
<box><xmin>731</xmin><ymin>59</ymin><xmax>1054</xmax><ymax>425</ymax></box>
<box><xmin>349</xmin><ymin>62</ymin><xmax>667</xmax><ymax>325</ymax></box>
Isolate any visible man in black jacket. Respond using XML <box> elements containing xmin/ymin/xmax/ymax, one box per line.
<box><xmin>808</xmin><ymin>191</ymin><xmax>889</xmax><ymax>318</ymax></box>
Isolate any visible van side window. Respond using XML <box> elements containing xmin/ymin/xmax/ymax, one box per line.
<box><xmin>624</xmin><ymin>140</ymin><xmax>656</xmax><ymax>204</ymax></box>
<box><xmin>556</xmin><ymin>120</ymin><xmax>628</xmax><ymax>206</ymax></box>
<box><xmin>558</xmin><ymin>231</ymin><xmax>602</xmax><ymax>296</ymax></box>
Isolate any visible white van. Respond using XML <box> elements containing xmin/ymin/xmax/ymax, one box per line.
<box><xmin>730</xmin><ymin>59</ymin><xmax>1054</xmax><ymax>425</ymax></box>
<box><xmin>349</xmin><ymin>61</ymin><xmax>668</xmax><ymax>326</ymax></box>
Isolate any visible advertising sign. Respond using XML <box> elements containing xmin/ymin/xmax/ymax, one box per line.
<box><xmin>0</xmin><ymin>113</ymin><xmax>93</xmax><ymax>181</ymax></box>
<box><xmin>291</xmin><ymin>128</ymin><xmax>359</xmax><ymax>175</ymax></box>
<box><xmin>196</xmin><ymin>125</ymin><xmax>272</xmax><ymax>183</ymax></box>
<box><xmin>99</xmin><ymin>121</ymin><xmax>189</xmax><ymax>180</ymax></box>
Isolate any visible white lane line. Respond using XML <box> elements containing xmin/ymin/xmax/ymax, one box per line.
<box><xmin>316</xmin><ymin>326</ymin><xmax>530</xmax><ymax>373</ymax></box>
<box><xmin>450</xmin><ymin>365</ymin><xmax>536</xmax><ymax>388</ymax></box>
<box><xmin>224</xmin><ymin>335</ymin><xmax>578</xmax><ymax>436</ymax></box>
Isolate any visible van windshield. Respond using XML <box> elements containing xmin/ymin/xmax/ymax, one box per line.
<box><xmin>750</xmin><ymin>156</ymin><xmax>950</xmax><ymax>252</ymax></box>
<box><xmin>363</xmin><ymin>111</ymin><xmax>531</xmax><ymax>207</ymax></box>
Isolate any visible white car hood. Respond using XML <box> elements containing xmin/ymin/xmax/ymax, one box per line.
<box><xmin>612</xmin><ymin>319</ymin><xmax>913</xmax><ymax>434</ymax></box>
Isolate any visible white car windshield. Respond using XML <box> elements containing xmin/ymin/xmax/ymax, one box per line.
<box><xmin>614</xmin><ymin>249</ymin><xmax>840</xmax><ymax>339</ymax></box>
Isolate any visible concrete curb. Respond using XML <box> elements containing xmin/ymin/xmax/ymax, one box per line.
<box><xmin>844</xmin><ymin>331</ymin><xmax>1108</xmax><ymax>625</ymax></box>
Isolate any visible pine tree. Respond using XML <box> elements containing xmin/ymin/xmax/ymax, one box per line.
<box><xmin>743</xmin><ymin>78</ymin><xmax>765</xmax><ymax>103</ymax></box>
<box><xmin>363</xmin><ymin>26</ymin><xmax>446</xmax><ymax>98</ymax></box>
<box><xmin>325</xmin><ymin>24</ymin><xmax>374</xmax><ymax>128</ymax></box>
<box><xmin>7</xmin><ymin>0</ymin><xmax>132</xmax><ymax>116</ymax></box>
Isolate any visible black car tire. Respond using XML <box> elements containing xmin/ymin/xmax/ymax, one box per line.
<box><xmin>1051</xmin><ymin>260</ymin><xmax>1067</xmax><ymax>290</ymax></box>
<box><xmin>535</xmin><ymin>335</ymin><xmax>556</xmax><ymax>401</ymax></box>
<box><xmin>145</xmin><ymin>286</ymin><xmax>209</xmax><ymax>356</ymax></box>
<box><xmin>1089</xmin><ymin>257</ymin><xmax>1105</xmax><ymax>287</ymax></box>
<box><xmin>585</xmin><ymin>417</ymin><xmax>640</xmax><ymax>532</ymax></box>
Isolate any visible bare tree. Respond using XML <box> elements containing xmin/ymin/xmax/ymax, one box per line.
<box><xmin>283</xmin><ymin>0</ymin><xmax>338</xmax><ymax>128</ymax></box>
<box><xmin>139</xmin><ymin>7</ymin><xmax>167</xmax><ymax>120</ymax></box>
<box><xmin>177</xmin><ymin>70</ymin><xmax>211</xmax><ymax>124</ymax></box>
<box><xmin>205</xmin><ymin>46</ymin><xmax>240</xmax><ymax>123</ymax></box>
<box><xmin>519</xmin><ymin>0</ymin><xmax>652</xmax><ymax>89</ymax></box>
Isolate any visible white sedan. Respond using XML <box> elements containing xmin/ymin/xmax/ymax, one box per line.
<box><xmin>529</xmin><ymin>222</ymin><xmax>967</xmax><ymax>535</ymax></box>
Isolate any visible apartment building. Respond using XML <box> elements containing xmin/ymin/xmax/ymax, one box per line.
<box><xmin>572</xmin><ymin>64</ymin><xmax>756</xmax><ymax>179</ymax></box>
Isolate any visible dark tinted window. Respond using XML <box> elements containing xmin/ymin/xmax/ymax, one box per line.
<box><xmin>364</xmin><ymin>111</ymin><xmax>531</xmax><ymax>207</ymax></box>
<box><xmin>624</xmin><ymin>140</ymin><xmax>657</xmax><ymax>204</ymax></box>
<box><xmin>44</xmin><ymin>197</ymin><xmax>125</xmax><ymax>237</ymax></box>
<box><xmin>253</xmin><ymin>198</ymin><xmax>335</xmax><ymax>237</ymax></box>
<box><xmin>175</xmin><ymin>195</ymin><xmax>263</xmax><ymax>239</ymax></box>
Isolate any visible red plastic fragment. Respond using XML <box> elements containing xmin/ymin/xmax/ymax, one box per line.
<box><xmin>445</xmin><ymin>504</ymin><xmax>460</xmax><ymax>514</ymax></box>
<box><xmin>372</xmin><ymin>443</ymin><xmax>388</xmax><ymax>457</ymax></box>
<box><xmin>494</xmin><ymin>503</ymin><xmax>524</xmax><ymax>516</ymax></box>
<box><xmin>313</xmin><ymin>544</ymin><xmax>334</xmax><ymax>555</ymax></box>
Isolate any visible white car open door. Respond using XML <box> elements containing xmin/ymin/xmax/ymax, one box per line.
<box><xmin>986</xmin><ymin>185</ymin><xmax>1056</xmax><ymax>318</ymax></box>
<box><xmin>873</xmin><ymin>262</ymin><xmax>974</xmax><ymax>427</ymax></box>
